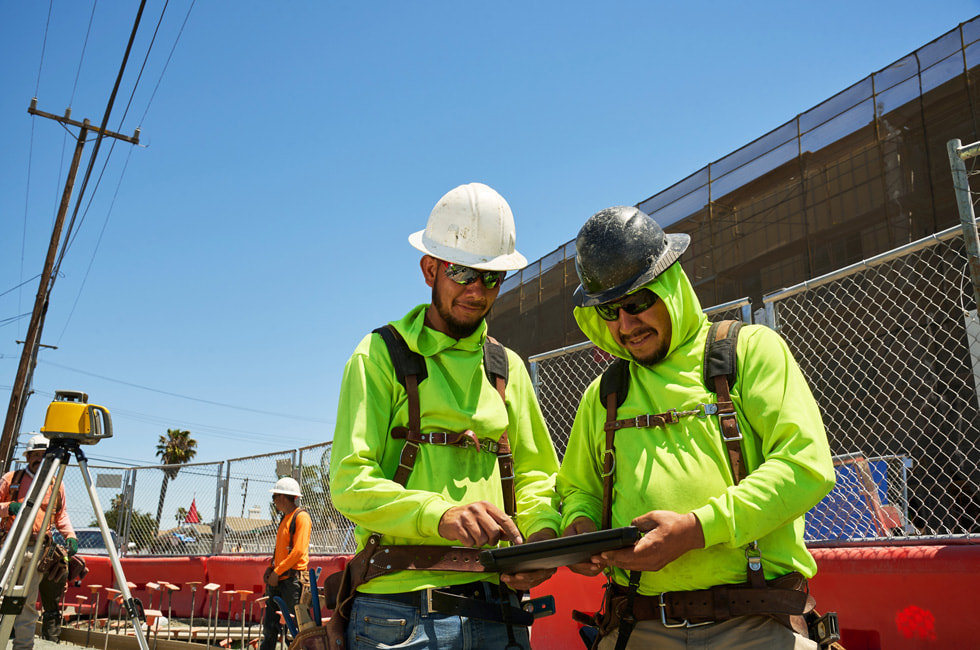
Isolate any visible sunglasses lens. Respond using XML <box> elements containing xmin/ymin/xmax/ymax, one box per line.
<box><xmin>444</xmin><ymin>263</ymin><xmax>503</xmax><ymax>288</ymax></box>
<box><xmin>445</xmin><ymin>263</ymin><xmax>479</xmax><ymax>284</ymax></box>
<box><xmin>595</xmin><ymin>290</ymin><xmax>658</xmax><ymax>321</ymax></box>
<box><xmin>595</xmin><ymin>304</ymin><xmax>618</xmax><ymax>321</ymax></box>
<box><xmin>482</xmin><ymin>271</ymin><xmax>502</xmax><ymax>289</ymax></box>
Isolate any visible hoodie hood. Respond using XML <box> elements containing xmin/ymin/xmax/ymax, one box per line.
<box><xmin>574</xmin><ymin>262</ymin><xmax>707</xmax><ymax>362</ymax></box>
<box><xmin>391</xmin><ymin>304</ymin><xmax>488</xmax><ymax>357</ymax></box>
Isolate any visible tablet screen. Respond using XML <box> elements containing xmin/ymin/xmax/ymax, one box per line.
<box><xmin>478</xmin><ymin>526</ymin><xmax>640</xmax><ymax>573</ymax></box>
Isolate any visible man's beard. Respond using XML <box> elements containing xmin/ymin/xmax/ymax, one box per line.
<box><xmin>433</xmin><ymin>287</ymin><xmax>488</xmax><ymax>339</ymax></box>
<box><xmin>621</xmin><ymin>328</ymin><xmax>669</xmax><ymax>367</ymax></box>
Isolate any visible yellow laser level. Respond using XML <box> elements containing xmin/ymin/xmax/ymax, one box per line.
<box><xmin>39</xmin><ymin>390</ymin><xmax>112</xmax><ymax>444</ymax></box>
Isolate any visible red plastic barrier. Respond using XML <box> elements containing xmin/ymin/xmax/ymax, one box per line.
<box><xmin>65</xmin><ymin>555</ymin><xmax>113</xmax><ymax>617</ymax></box>
<box><xmin>201</xmin><ymin>554</ymin><xmax>349</xmax><ymax>622</ymax></box>
<box><xmin>809</xmin><ymin>544</ymin><xmax>980</xmax><ymax>650</ymax></box>
<box><xmin>122</xmin><ymin>555</ymin><xmax>210</xmax><ymax>617</ymax></box>
<box><xmin>65</xmin><ymin>555</ymin><xmax>209</xmax><ymax>618</ymax></box>
<box><xmin>58</xmin><ymin>544</ymin><xmax>979</xmax><ymax>647</ymax></box>
<box><xmin>529</xmin><ymin>568</ymin><xmax>605</xmax><ymax>650</ymax></box>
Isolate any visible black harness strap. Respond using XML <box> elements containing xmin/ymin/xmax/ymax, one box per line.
<box><xmin>286</xmin><ymin>507</ymin><xmax>307</xmax><ymax>554</ymax></box>
<box><xmin>706</xmin><ymin>320</ymin><xmax>747</xmax><ymax>485</ymax></box>
<box><xmin>10</xmin><ymin>469</ymin><xmax>26</xmax><ymax>501</ymax></box>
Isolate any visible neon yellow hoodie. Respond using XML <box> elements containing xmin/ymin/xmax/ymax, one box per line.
<box><xmin>557</xmin><ymin>264</ymin><xmax>835</xmax><ymax>594</ymax></box>
<box><xmin>331</xmin><ymin>304</ymin><xmax>561</xmax><ymax>594</ymax></box>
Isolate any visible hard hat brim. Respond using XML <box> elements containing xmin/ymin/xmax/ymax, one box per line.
<box><xmin>409</xmin><ymin>230</ymin><xmax>528</xmax><ymax>272</ymax></box>
<box><xmin>269</xmin><ymin>489</ymin><xmax>302</xmax><ymax>497</ymax></box>
<box><xmin>573</xmin><ymin>233</ymin><xmax>690</xmax><ymax>307</ymax></box>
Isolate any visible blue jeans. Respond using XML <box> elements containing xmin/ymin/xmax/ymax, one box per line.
<box><xmin>260</xmin><ymin>574</ymin><xmax>308</xmax><ymax>650</ymax></box>
<box><xmin>347</xmin><ymin>592</ymin><xmax>531</xmax><ymax>650</ymax></box>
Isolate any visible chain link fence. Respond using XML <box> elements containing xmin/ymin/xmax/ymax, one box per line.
<box><xmin>16</xmin><ymin>449</ymin><xmax>356</xmax><ymax>557</ymax></box>
<box><xmin>767</xmin><ymin>224</ymin><xmax>980</xmax><ymax>541</ymax></box>
<box><xmin>529</xmin><ymin>224</ymin><xmax>980</xmax><ymax>544</ymax></box>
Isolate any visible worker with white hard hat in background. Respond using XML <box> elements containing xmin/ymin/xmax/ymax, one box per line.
<box><xmin>260</xmin><ymin>476</ymin><xmax>311</xmax><ymax>650</ymax></box>
<box><xmin>0</xmin><ymin>434</ymin><xmax>79</xmax><ymax>649</ymax></box>
<box><xmin>329</xmin><ymin>183</ymin><xmax>561</xmax><ymax>649</ymax></box>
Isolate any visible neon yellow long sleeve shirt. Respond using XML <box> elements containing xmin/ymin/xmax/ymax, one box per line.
<box><xmin>557</xmin><ymin>264</ymin><xmax>835</xmax><ymax>595</ymax></box>
<box><xmin>331</xmin><ymin>305</ymin><xmax>561</xmax><ymax>594</ymax></box>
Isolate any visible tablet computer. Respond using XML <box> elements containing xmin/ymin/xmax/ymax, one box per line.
<box><xmin>478</xmin><ymin>526</ymin><xmax>640</xmax><ymax>573</ymax></box>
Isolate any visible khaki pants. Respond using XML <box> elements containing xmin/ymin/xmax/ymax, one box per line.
<box><xmin>598</xmin><ymin>614</ymin><xmax>818</xmax><ymax>650</ymax></box>
<box><xmin>11</xmin><ymin>556</ymin><xmax>41</xmax><ymax>650</ymax></box>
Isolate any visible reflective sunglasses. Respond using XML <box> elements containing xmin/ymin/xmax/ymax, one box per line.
<box><xmin>595</xmin><ymin>289</ymin><xmax>659</xmax><ymax>321</ymax></box>
<box><xmin>443</xmin><ymin>261</ymin><xmax>505</xmax><ymax>289</ymax></box>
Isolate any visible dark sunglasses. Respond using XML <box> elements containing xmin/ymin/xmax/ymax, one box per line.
<box><xmin>595</xmin><ymin>289</ymin><xmax>659</xmax><ymax>321</ymax></box>
<box><xmin>443</xmin><ymin>261</ymin><xmax>505</xmax><ymax>289</ymax></box>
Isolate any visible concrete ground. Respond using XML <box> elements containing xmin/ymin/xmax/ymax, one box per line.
<box><xmin>5</xmin><ymin>640</ymin><xmax>86</xmax><ymax>650</ymax></box>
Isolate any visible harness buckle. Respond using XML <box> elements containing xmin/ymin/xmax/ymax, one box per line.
<box><xmin>633</xmin><ymin>414</ymin><xmax>650</xmax><ymax>428</ymax></box>
<box><xmin>601</xmin><ymin>449</ymin><xmax>616</xmax><ymax>478</ymax></box>
<box><xmin>697</xmin><ymin>403</ymin><xmax>718</xmax><ymax>418</ymax></box>
<box><xmin>658</xmin><ymin>593</ymin><xmax>714</xmax><ymax>628</ymax></box>
<box><xmin>719</xmin><ymin>413</ymin><xmax>742</xmax><ymax>442</ymax></box>
<box><xmin>745</xmin><ymin>542</ymin><xmax>762</xmax><ymax>572</ymax></box>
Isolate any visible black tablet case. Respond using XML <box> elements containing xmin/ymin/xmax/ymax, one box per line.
<box><xmin>478</xmin><ymin>526</ymin><xmax>640</xmax><ymax>573</ymax></box>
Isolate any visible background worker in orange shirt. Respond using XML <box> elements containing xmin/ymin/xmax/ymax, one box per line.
<box><xmin>260</xmin><ymin>477</ymin><xmax>310</xmax><ymax>650</ymax></box>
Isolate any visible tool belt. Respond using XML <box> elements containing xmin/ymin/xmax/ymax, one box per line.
<box><xmin>355</xmin><ymin>580</ymin><xmax>534</xmax><ymax>626</ymax></box>
<box><xmin>280</xmin><ymin>568</ymin><xmax>310</xmax><ymax>582</ymax></box>
<box><xmin>322</xmin><ymin>542</ymin><xmax>491</xmax><ymax>650</ymax></box>
<box><xmin>574</xmin><ymin>572</ymin><xmax>814</xmax><ymax>640</ymax></box>
<box><xmin>36</xmin><ymin>542</ymin><xmax>70</xmax><ymax>583</ymax></box>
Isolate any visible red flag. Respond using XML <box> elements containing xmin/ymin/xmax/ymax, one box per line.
<box><xmin>185</xmin><ymin>499</ymin><xmax>200</xmax><ymax>524</ymax></box>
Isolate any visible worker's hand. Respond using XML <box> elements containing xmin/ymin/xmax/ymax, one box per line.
<box><xmin>265</xmin><ymin>570</ymin><xmax>279</xmax><ymax>588</ymax></box>
<box><xmin>66</xmin><ymin>537</ymin><xmax>78</xmax><ymax>557</ymax></box>
<box><xmin>598</xmin><ymin>510</ymin><xmax>704</xmax><ymax>572</ymax></box>
<box><xmin>8</xmin><ymin>502</ymin><xmax>21</xmax><ymax>517</ymax></box>
<box><xmin>562</xmin><ymin>517</ymin><xmax>603</xmax><ymax>577</ymax></box>
<box><xmin>438</xmin><ymin>501</ymin><xmax>523</xmax><ymax>547</ymax></box>
<box><xmin>500</xmin><ymin>528</ymin><xmax>558</xmax><ymax>591</ymax></box>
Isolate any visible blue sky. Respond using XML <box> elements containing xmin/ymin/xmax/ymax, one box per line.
<box><xmin>1</xmin><ymin>1</ymin><xmax>978</xmax><ymax>467</ymax></box>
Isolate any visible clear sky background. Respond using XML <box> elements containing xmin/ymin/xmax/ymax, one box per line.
<box><xmin>2</xmin><ymin>1</ymin><xmax>978</xmax><ymax>468</ymax></box>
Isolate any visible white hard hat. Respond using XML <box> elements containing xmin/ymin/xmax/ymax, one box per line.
<box><xmin>24</xmin><ymin>434</ymin><xmax>48</xmax><ymax>457</ymax></box>
<box><xmin>408</xmin><ymin>183</ymin><xmax>528</xmax><ymax>272</ymax></box>
<box><xmin>270</xmin><ymin>477</ymin><xmax>301</xmax><ymax>497</ymax></box>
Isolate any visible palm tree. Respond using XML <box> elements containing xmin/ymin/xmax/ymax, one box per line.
<box><xmin>155</xmin><ymin>429</ymin><xmax>198</xmax><ymax>532</ymax></box>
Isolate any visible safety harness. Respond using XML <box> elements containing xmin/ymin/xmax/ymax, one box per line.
<box><xmin>581</xmin><ymin>321</ymin><xmax>816</xmax><ymax>649</ymax></box>
<box><xmin>1</xmin><ymin>469</ymin><xmax>64</xmax><ymax>540</ymax></box>
<box><xmin>323</xmin><ymin>325</ymin><xmax>533</xmax><ymax>649</ymax></box>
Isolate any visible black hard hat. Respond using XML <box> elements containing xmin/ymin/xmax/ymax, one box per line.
<box><xmin>573</xmin><ymin>206</ymin><xmax>690</xmax><ymax>307</ymax></box>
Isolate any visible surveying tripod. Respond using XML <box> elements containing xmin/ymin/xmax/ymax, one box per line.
<box><xmin>0</xmin><ymin>437</ymin><xmax>149</xmax><ymax>649</ymax></box>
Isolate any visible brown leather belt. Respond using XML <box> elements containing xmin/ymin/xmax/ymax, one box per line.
<box><xmin>614</xmin><ymin>572</ymin><xmax>813</xmax><ymax>627</ymax></box>
<box><xmin>357</xmin><ymin>581</ymin><xmax>534</xmax><ymax>626</ymax></box>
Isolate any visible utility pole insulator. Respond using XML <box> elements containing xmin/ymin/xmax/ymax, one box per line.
<box><xmin>0</xmin><ymin>101</ymin><xmax>141</xmax><ymax>472</ymax></box>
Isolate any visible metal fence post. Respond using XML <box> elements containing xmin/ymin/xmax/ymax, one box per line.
<box><xmin>211</xmin><ymin>462</ymin><xmax>227</xmax><ymax>554</ymax></box>
<box><xmin>947</xmin><ymin>138</ymin><xmax>980</xmax><ymax>313</ymax></box>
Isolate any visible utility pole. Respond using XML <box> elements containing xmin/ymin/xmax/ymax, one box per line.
<box><xmin>0</xmin><ymin>99</ymin><xmax>140</xmax><ymax>472</ymax></box>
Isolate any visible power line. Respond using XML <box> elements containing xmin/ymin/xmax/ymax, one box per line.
<box><xmin>53</xmin><ymin>1</ymin><xmax>149</xmax><ymax>274</ymax></box>
<box><xmin>38</xmin><ymin>360</ymin><xmax>329</xmax><ymax>423</ymax></box>
<box><xmin>139</xmin><ymin>0</ymin><xmax>196</xmax><ymax>125</ymax></box>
